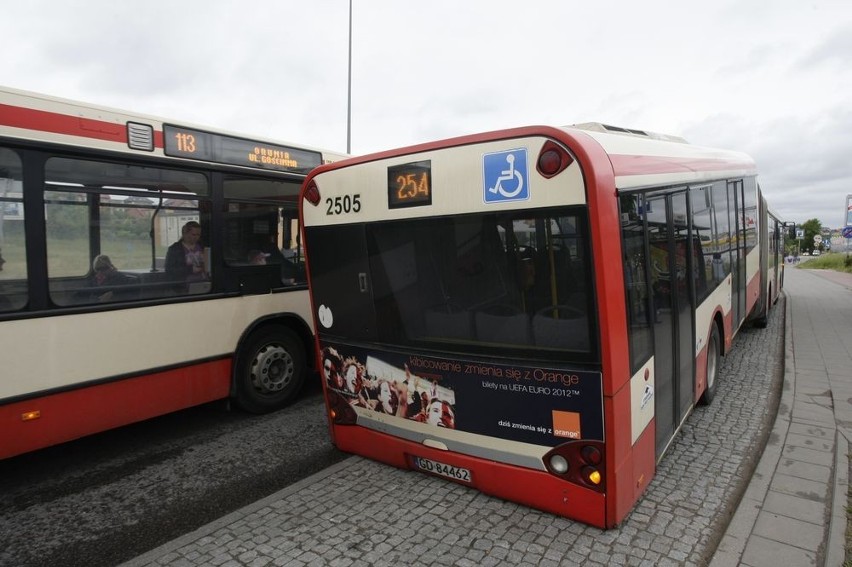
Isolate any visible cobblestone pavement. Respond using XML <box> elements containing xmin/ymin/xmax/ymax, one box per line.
<box><xmin>123</xmin><ymin>300</ymin><xmax>784</xmax><ymax>567</ymax></box>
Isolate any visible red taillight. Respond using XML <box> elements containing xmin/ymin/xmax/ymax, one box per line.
<box><xmin>543</xmin><ymin>440</ymin><xmax>606</xmax><ymax>492</ymax></box>
<box><xmin>304</xmin><ymin>180</ymin><xmax>321</xmax><ymax>206</ymax></box>
<box><xmin>536</xmin><ymin>140</ymin><xmax>574</xmax><ymax>178</ymax></box>
<box><xmin>581</xmin><ymin>445</ymin><xmax>602</xmax><ymax>465</ymax></box>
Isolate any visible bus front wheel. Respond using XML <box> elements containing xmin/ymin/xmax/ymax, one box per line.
<box><xmin>235</xmin><ymin>325</ymin><xmax>306</xmax><ymax>414</ymax></box>
<box><xmin>699</xmin><ymin>325</ymin><xmax>720</xmax><ymax>405</ymax></box>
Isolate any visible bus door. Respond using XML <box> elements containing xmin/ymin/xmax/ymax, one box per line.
<box><xmin>728</xmin><ymin>180</ymin><xmax>746</xmax><ymax>327</ymax></box>
<box><xmin>646</xmin><ymin>190</ymin><xmax>695</xmax><ymax>457</ymax></box>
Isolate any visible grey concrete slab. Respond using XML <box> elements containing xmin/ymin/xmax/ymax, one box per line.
<box><xmin>781</xmin><ymin>444</ymin><xmax>835</xmax><ymax>467</ymax></box>
<box><xmin>776</xmin><ymin>458</ymin><xmax>831</xmax><ymax>483</ymax></box>
<box><xmin>787</xmin><ymin>422</ymin><xmax>834</xmax><ymax>440</ymax></box>
<box><xmin>752</xmin><ymin>511</ymin><xmax>823</xmax><ymax>552</ymax></box>
<box><xmin>784</xmin><ymin>432</ymin><xmax>834</xmax><ymax>452</ymax></box>
<box><xmin>741</xmin><ymin>534</ymin><xmax>817</xmax><ymax>567</ymax></box>
<box><xmin>770</xmin><ymin>472</ymin><xmax>830</xmax><ymax>503</ymax></box>
<box><xmin>762</xmin><ymin>491</ymin><xmax>827</xmax><ymax>525</ymax></box>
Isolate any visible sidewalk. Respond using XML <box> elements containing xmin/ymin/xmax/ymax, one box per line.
<box><xmin>711</xmin><ymin>267</ymin><xmax>852</xmax><ymax>567</ymax></box>
<box><xmin>119</xmin><ymin>267</ymin><xmax>852</xmax><ymax>567</ymax></box>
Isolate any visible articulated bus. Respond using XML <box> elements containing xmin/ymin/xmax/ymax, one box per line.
<box><xmin>0</xmin><ymin>86</ymin><xmax>346</xmax><ymax>459</ymax></box>
<box><xmin>299</xmin><ymin>123</ymin><xmax>783</xmax><ymax>528</ymax></box>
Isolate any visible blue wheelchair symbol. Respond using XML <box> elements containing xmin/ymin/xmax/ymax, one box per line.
<box><xmin>483</xmin><ymin>148</ymin><xmax>529</xmax><ymax>203</ymax></box>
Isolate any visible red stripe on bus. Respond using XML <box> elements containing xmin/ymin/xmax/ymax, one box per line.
<box><xmin>0</xmin><ymin>103</ymin><xmax>165</xmax><ymax>149</ymax></box>
<box><xmin>609</xmin><ymin>154</ymin><xmax>755</xmax><ymax>177</ymax></box>
<box><xmin>0</xmin><ymin>359</ymin><xmax>231</xmax><ymax>460</ymax></box>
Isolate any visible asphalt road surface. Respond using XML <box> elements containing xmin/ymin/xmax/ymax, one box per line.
<box><xmin>0</xmin><ymin>375</ymin><xmax>347</xmax><ymax>567</ymax></box>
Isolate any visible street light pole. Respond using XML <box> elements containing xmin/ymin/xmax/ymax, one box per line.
<box><xmin>346</xmin><ymin>0</ymin><xmax>352</xmax><ymax>155</ymax></box>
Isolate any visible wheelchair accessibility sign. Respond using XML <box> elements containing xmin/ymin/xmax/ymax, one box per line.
<box><xmin>483</xmin><ymin>148</ymin><xmax>529</xmax><ymax>204</ymax></box>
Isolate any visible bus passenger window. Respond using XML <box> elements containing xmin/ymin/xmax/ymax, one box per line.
<box><xmin>43</xmin><ymin>157</ymin><xmax>210</xmax><ymax>305</ymax></box>
<box><xmin>222</xmin><ymin>175</ymin><xmax>305</xmax><ymax>287</ymax></box>
<box><xmin>0</xmin><ymin>148</ymin><xmax>27</xmax><ymax>312</ymax></box>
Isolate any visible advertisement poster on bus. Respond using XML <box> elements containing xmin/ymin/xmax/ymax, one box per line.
<box><xmin>320</xmin><ymin>341</ymin><xmax>604</xmax><ymax>447</ymax></box>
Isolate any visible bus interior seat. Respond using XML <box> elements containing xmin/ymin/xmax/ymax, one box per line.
<box><xmin>137</xmin><ymin>271</ymin><xmax>179</xmax><ymax>299</ymax></box>
<box><xmin>188</xmin><ymin>281</ymin><xmax>212</xmax><ymax>295</ymax></box>
<box><xmin>532</xmin><ymin>305</ymin><xmax>589</xmax><ymax>351</ymax></box>
<box><xmin>474</xmin><ymin>303</ymin><xmax>531</xmax><ymax>345</ymax></box>
<box><xmin>0</xmin><ymin>281</ymin><xmax>27</xmax><ymax>311</ymax></box>
<box><xmin>424</xmin><ymin>304</ymin><xmax>473</xmax><ymax>340</ymax></box>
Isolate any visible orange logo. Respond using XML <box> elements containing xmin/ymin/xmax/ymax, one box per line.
<box><xmin>552</xmin><ymin>410</ymin><xmax>581</xmax><ymax>439</ymax></box>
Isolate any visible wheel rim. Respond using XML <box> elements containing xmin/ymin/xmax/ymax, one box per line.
<box><xmin>707</xmin><ymin>334</ymin><xmax>718</xmax><ymax>391</ymax></box>
<box><xmin>249</xmin><ymin>343</ymin><xmax>294</xmax><ymax>395</ymax></box>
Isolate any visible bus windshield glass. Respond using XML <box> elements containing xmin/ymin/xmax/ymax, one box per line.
<box><xmin>307</xmin><ymin>206</ymin><xmax>597</xmax><ymax>361</ymax></box>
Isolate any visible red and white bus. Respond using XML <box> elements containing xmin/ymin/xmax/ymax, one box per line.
<box><xmin>0</xmin><ymin>86</ymin><xmax>346</xmax><ymax>459</ymax></box>
<box><xmin>299</xmin><ymin>123</ymin><xmax>783</xmax><ymax>528</ymax></box>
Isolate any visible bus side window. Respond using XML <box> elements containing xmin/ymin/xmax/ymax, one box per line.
<box><xmin>222</xmin><ymin>176</ymin><xmax>304</xmax><ymax>288</ymax></box>
<box><xmin>0</xmin><ymin>147</ymin><xmax>27</xmax><ymax>312</ymax></box>
<box><xmin>44</xmin><ymin>156</ymin><xmax>209</xmax><ymax>306</ymax></box>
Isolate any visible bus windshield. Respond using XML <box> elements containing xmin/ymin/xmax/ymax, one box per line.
<box><xmin>307</xmin><ymin>206</ymin><xmax>597</xmax><ymax>361</ymax></box>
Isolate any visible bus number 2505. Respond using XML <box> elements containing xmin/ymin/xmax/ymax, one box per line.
<box><xmin>325</xmin><ymin>194</ymin><xmax>361</xmax><ymax>215</ymax></box>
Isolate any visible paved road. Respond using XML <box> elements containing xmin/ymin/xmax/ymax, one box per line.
<box><xmin>123</xmin><ymin>292</ymin><xmax>786</xmax><ymax>566</ymax></box>
<box><xmin>0</xmin><ymin>379</ymin><xmax>347</xmax><ymax>567</ymax></box>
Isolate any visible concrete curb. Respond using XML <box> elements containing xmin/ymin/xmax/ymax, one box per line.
<box><xmin>826</xmin><ymin>432</ymin><xmax>848</xmax><ymax>567</ymax></box>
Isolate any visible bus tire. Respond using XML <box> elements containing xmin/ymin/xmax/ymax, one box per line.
<box><xmin>234</xmin><ymin>325</ymin><xmax>306</xmax><ymax>414</ymax></box>
<box><xmin>699</xmin><ymin>325</ymin><xmax>721</xmax><ymax>406</ymax></box>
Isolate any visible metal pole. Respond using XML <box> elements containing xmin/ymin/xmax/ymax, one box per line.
<box><xmin>346</xmin><ymin>0</ymin><xmax>352</xmax><ymax>155</ymax></box>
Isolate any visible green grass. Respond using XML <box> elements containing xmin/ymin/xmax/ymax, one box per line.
<box><xmin>0</xmin><ymin>237</ymin><xmax>162</xmax><ymax>280</ymax></box>
<box><xmin>798</xmin><ymin>252</ymin><xmax>852</xmax><ymax>274</ymax></box>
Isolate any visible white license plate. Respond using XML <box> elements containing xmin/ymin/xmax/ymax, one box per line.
<box><xmin>413</xmin><ymin>456</ymin><xmax>472</xmax><ymax>483</ymax></box>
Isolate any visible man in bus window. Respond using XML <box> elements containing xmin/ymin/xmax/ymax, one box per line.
<box><xmin>165</xmin><ymin>221</ymin><xmax>207</xmax><ymax>282</ymax></box>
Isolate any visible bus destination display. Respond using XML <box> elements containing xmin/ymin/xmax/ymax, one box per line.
<box><xmin>388</xmin><ymin>160</ymin><xmax>432</xmax><ymax>209</ymax></box>
<box><xmin>163</xmin><ymin>125</ymin><xmax>322</xmax><ymax>173</ymax></box>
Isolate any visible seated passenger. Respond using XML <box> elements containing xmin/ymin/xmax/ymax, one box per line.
<box><xmin>90</xmin><ymin>254</ymin><xmax>133</xmax><ymax>302</ymax></box>
<box><xmin>248</xmin><ymin>247</ymin><xmax>298</xmax><ymax>285</ymax></box>
<box><xmin>263</xmin><ymin>242</ymin><xmax>300</xmax><ymax>284</ymax></box>
<box><xmin>248</xmin><ymin>249</ymin><xmax>269</xmax><ymax>265</ymax></box>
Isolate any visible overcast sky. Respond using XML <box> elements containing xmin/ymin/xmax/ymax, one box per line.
<box><xmin>4</xmin><ymin>0</ymin><xmax>851</xmax><ymax>228</ymax></box>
